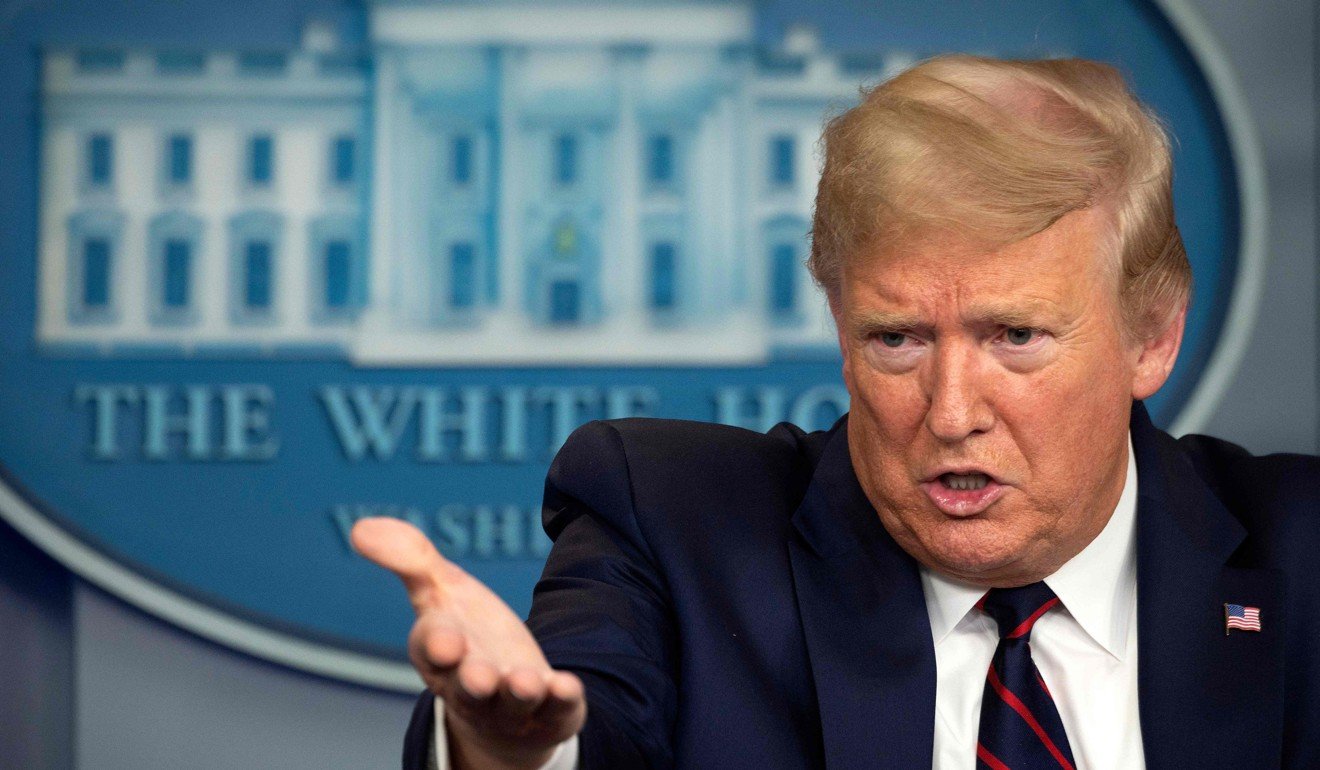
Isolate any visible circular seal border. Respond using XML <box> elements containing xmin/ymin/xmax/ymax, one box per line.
<box><xmin>0</xmin><ymin>0</ymin><xmax>1268</xmax><ymax>692</ymax></box>
<box><xmin>1158</xmin><ymin>0</ymin><xmax>1267</xmax><ymax>437</ymax></box>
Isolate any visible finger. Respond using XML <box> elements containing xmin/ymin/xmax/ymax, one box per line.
<box><xmin>408</xmin><ymin>614</ymin><xmax>466</xmax><ymax>675</ymax></box>
<box><xmin>546</xmin><ymin>671</ymin><xmax>585</xmax><ymax>705</ymax></box>
<box><xmin>350</xmin><ymin>517</ymin><xmax>456</xmax><ymax>611</ymax></box>
<box><xmin>533</xmin><ymin>671</ymin><xmax>587</xmax><ymax>739</ymax></box>
<box><xmin>496</xmin><ymin>667</ymin><xmax>550</xmax><ymax>722</ymax></box>
<box><xmin>456</xmin><ymin>659</ymin><xmax>501</xmax><ymax>702</ymax></box>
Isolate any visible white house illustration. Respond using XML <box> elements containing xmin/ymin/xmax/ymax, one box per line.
<box><xmin>36</xmin><ymin>1</ymin><xmax>920</xmax><ymax>365</ymax></box>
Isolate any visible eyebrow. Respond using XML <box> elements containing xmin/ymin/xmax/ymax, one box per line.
<box><xmin>848</xmin><ymin>311</ymin><xmax>924</xmax><ymax>335</ymax></box>
<box><xmin>964</xmin><ymin>306</ymin><xmax>1055</xmax><ymax>329</ymax></box>
<box><xmin>965</xmin><ymin>297</ymin><xmax>1073</xmax><ymax>329</ymax></box>
<box><xmin>846</xmin><ymin>301</ymin><xmax>1065</xmax><ymax>336</ymax></box>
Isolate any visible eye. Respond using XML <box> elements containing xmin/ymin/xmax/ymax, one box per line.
<box><xmin>1004</xmin><ymin>327</ymin><xmax>1036</xmax><ymax>346</ymax></box>
<box><xmin>879</xmin><ymin>332</ymin><xmax>908</xmax><ymax>348</ymax></box>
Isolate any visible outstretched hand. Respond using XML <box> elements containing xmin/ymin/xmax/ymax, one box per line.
<box><xmin>351</xmin><ymin>517</ymin><xmax>586</xmax><ymax>770</ymax></box>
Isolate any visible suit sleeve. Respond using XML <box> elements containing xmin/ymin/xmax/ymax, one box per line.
<box><xmin>403</xmin><ymin>689</ymin><xmax>435</xmax><ymax>770</ymax></box>
<box><xmin>527</xmin><ymin>420</ymin><xmax>679</xmax><ymax>769</ymax></box>
<box><xmin>400</xmin><ymin>420</ymin><xmax>677</xmax><ymax>770</ymax></box>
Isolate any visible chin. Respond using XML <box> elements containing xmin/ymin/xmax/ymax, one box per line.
<box><xmin>921</xmin><ymin>520</ymin><xmax>1035</xmax><ymax>581</ymax></box>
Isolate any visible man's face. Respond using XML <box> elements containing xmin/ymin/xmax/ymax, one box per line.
<box><xmin>835</xmin><ymin>207</ymin><xmax>1179</xmax><ymax>586</ymax></box>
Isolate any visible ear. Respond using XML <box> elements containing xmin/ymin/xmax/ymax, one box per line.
<box><xmin>1130</xmin><ymin>303</ymin><xmax>1187</xmax><ymax>401</ymax></box>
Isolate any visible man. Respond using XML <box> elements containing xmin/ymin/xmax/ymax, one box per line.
<box><xmin>352</xmin><ymin>55</ymin><xmax>1320</xmax><ymax>769</ymax></box>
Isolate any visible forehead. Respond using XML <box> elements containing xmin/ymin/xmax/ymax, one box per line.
<box><xmin>840</xmin><ymin>208</ymin><xmax>1117</xmax><ymax>321</ymax></box>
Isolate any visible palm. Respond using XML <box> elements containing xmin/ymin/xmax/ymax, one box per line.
<box><xmin>351</xmin><ymin>517</ymin><xmax>585</xmax><ymax>769</ymax></box>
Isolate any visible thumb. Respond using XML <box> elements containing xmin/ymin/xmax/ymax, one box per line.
<box><xmin>351</xmin><ymin>517</ymin><xmax>456</xmax><ymax>613</ymax></box>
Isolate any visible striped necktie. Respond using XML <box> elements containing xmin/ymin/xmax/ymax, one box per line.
<box><xmin>975</xmin><ymin>582</ymin><xmax>1076</xmax><ymax>770</ymax></box>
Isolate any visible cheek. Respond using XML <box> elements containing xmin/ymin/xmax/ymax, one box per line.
<box><xmin>1003</xmin><ymin>355</ymin><xmax>1131</xmax><ymax>491</ymax></box>
<box><xmin>1018</xmin><ymin>337</ymin><xmax>1130</xmax><ymax>411</ymax></box>
<box><xmin>846</xmin><ymin>363</ymin><xmax>926</xmax><ymax>437</ymax></box>
<box><xmin>1059</xmin><ymin>345</ymin><xmax>1134</xmax><ymax>427</ymax></box>
<box><xmin>844</xmin><ymin>368</ymin><xmax>933</xmax><ymax>501</ymax></box>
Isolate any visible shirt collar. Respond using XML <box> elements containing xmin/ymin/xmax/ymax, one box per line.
<box><xmin>920</xmin><ymin>435</ymin><xmax>1138</xmax><ymax>660</ymax></box>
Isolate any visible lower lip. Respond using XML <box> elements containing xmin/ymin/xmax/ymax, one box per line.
<box><xmin>919</xmin><ymin>479</ymin><xmax>1007</xmax><ymax>517</ymax></box>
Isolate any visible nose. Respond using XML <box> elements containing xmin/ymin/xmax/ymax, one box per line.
<box><xmin>924</xmin><ymin>341</ymin><xmax>995</xmax><ymax>442</ymax></box>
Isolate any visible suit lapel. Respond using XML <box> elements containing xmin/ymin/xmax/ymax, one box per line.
<box><xmin>1131</xmin><ymin>404</ymin><xmax>1286</xmax><ymax>768</ymax></box>
<box><xmin>788</xmin><ymin>420</ymin><xmax>936</xmax><ymax>770</ymax></box>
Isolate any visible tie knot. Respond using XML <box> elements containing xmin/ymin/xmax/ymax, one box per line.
<box><xmin>978</xmin><ymin>582</ymin><xmax>1060</xmax><ymax>640</ymax></box>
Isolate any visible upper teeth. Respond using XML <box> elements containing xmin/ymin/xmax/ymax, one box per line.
<box><xmin>943</xmin><ymin>473</ymin><xmax>989</xmax><ymax>491</ymax></box>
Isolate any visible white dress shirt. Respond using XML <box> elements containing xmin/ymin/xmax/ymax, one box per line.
<box><xmin>435</xmin><ymin>439</ymin><xmax>1143</xmax><ymax>770</ymax></box>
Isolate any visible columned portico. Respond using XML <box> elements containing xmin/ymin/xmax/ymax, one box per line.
<box><xmin>37</xmin><ymin>0</ymin><xmax>892</xmax><ymax>365</ymax></box>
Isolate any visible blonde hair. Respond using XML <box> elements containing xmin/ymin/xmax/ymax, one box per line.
<box><xmin>810</xmin><ymin>55</ymin><xmax>1190</xmax><ymax>339</ymax></box>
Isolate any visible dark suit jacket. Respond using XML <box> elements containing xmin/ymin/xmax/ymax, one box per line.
<box><xmin>404</xmin><ymin>403</ymin><xmax>1320</xmax><ymax>769</ymax></box>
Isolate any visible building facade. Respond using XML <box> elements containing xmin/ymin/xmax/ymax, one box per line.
<box><xmin>38</xmin><ymin>1</ymin><xmax>914</xmax><ymax>365</ymax></box>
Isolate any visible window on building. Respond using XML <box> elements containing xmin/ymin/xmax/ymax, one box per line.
<box><xmin>554</xmin><ymin>134</ymin><xmax>578</xmax><ymax>186</ymax></box>
<box><xmin>167</xmin><ymin>134</ymin><xmax>193</xmax><ymax>185</ymax></box>
<box><xmin>552</xmin><ymin>220</ymin><xmax>579</xmax><ymax>260</ymax></box>
<box><xmin>248</xmin><ymin>135</ymin><xmax>274</xmax><ymax>186</ymax></box>
<box><xmin>549</xmin><ymin>280</ymin><xmax>580</xmax><ymax>324</ymax></box>
<box><xmin>162</xmin><ymin>238</ymin><xmax>192</xmax><ymax>310</ymax></box>
<box><xmin>76</xmin><ymin>49</ymin><xmax>124</xmax><ymax>73</ymax></box>
<box><xmin>450</xmin><ymin>242</ymin><xmax>476</xmax><ymax>310</ymax></box>
<box><xmin>771</xmin><ymin>243</ymin><xmax>797</xmax><ymax>315</ymax></box>
<box><xmin>148</xmin><ymin>213</ymin><xmax>200</xmax><ymax>321</ymax></box>
<box><xmin>650</xmin><ymin>241</ymin><xmax>677</xmax><ymax>310</ymax></box>
<box><xmin>648</xmin><ymin>134</ymin><xmax>674</xmax><ymax>186</ymax></box>
<box><xmin>243</xmin><ymin>240</ymin><xmax>273</xmax><ymax>310</ymax></box>
<box><xmin>229</xmin><ymin>212</ymin><xmax>281</xmax><ymax>321</ymax></box>
<box><xmin>69</xmin><ymin>212</ymin><xmax>125</xmax><ymax>322</ymax></box>
<box><xmin>770</xmin><ymin>135</ymin><xmax>795</xmax><ymax>187</ymax></box>
<box><xmin>452</xmin><ymin>135</ymin><xmax>473</xmax><ymax>186</ymax></box>
<box><xmin>331</xmin><ymin>136</ymin><xmax>356</xmax><ymax>185</ymax></box>
<box><xmin>324</xmin><ymin>240</ymin><xmax>352</xmax><ymax>310</ymax></box>
<box><xmin>157</xmin><ymin>51</ymin><xmax>205</xmax><ymax>75</ymax></box>
<box><xmin>318</xmin><ymin>53</ymin><xmax>365</xmax><ymax>78</ymax></box>
<box><xmin>238</xmin><ymin>52</ymin><xmax>288</xmax><ymax>76</ymax></box>
<box><xmin>87</xmin><ymin>134</ymin><xmax>113</xmax><ymax>187</ymax></box>
<box><xmin>82</xmin><ymin>238</ymin><xmax>112</xmax><ymax>309</ymax></box>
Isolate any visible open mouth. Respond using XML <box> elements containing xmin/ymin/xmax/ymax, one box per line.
<box><xmin>939</xmin><ymin>472</ymin><xmax>990</xmax><ymax>491</ymax></box>
<box><xmin>920</xmin><ymin>469</ymin><xmax>1006</xmax><ymax>517</ymax></box>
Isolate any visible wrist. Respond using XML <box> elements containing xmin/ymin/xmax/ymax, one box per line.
<box><xmin>446</xmin><ymin>711</ymin><xmax>559</xmax><ymax>770</ymax></box>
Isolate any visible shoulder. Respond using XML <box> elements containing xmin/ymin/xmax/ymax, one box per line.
<box><xmin>1175</xmin><ymin>432</ymin><xmax>1320</xmax><ymax>560</ymax></box>
<box><xmin>1176</xmin><ymin>433</ymin><xmax>1319</xmax><ymax>519</ymax></box>
<box><xmin>553</xmin><ymin>417</ymin><xmax>826</xmax><ymax>470</ymax></box>
<box><xmin>559</xmin><ymin>417</ymin><xmax>826</xmax><ymax>484</ymax></box>
<box><xmin>544</xmin><ymin>417</ymin><xmax>831</xmax><ymax>541</ymax></box>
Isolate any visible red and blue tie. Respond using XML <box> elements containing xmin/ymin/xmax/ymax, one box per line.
<box><xmin>975</xmin><ymin>582</ymin><xmax>1076</xmax><ymax>770</ymax></box>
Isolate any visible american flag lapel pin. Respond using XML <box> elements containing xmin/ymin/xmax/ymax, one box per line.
<box><xmin>1224</xmin><ymin>603</ymin><xmax>1262</xmax><ymax>635</ymax></box>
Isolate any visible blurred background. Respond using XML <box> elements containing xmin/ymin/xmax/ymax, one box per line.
<box><xmin>0</xmin><ymin>0</ymin><xmax>1314</xmax><ymax>767</ymax></box>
